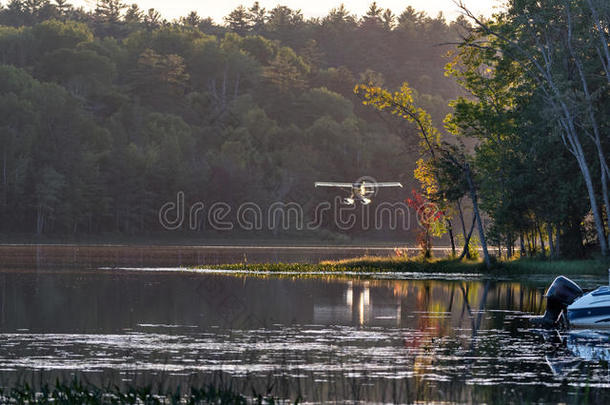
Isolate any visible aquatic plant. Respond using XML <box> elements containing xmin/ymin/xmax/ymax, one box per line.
<box><xmin>0</xmin><ymin>379</ymin><xmax>284</xmax><ymax>404</ymax></box>
<box><xmin>203</xmin><ymin>256</ymin><xmax>487</xmax><ymax>275</ymax></box>
<box><xmin>1</xmin><ymin>368</ymin><xmax>608</xmax><ymax>405</ymax></box>
<box><xmin>201</xmin><ymin>255</ymin><xmax>610</xmax><ymax>280</ymax></box>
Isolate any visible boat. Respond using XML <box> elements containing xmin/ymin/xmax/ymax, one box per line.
<box><xmin>567</xmin><ymin>285</ymin><xmax>610</xmax><ymax>327</ymax></box>
<box><xmin>535</xmin><ymin>270</ymin><xmax>610</xmax><ymax>328</ymax></box>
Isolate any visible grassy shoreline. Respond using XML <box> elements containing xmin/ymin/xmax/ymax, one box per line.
<box><xmin>205</xmin><ymin>256</ymin><xmax>610</xmax><ymax>277</ymax></box>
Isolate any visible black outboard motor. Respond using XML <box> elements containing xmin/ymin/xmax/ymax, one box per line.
<box><xmin>533</xmin><ymin>276</ymin><xmax>583</xmax><ymax>328</ymax></box>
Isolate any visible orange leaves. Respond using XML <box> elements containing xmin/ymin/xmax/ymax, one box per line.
<box><xmin>406</xmin><ymin>189</ymin><xmax>444</xmax><ymax>226</ymax></box>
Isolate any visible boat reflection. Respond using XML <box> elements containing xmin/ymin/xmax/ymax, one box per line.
<box><xmin>567</xmin><ymin>330</ymin><xmax>610</xmax><ymax>361</ymax></box>
<box><xmin>544</xmin><ymin>329</ymin><xmax>610</xmax><ymax>377</ymax></box>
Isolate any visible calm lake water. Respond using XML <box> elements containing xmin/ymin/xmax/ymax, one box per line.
<box><xmin>0</xmin><ymin>244</ymin><xmax>454</xmax><ymax>267</ymax></box>
<box><xmin>1</xmin><ymin>246</ymin><xmax>609</xmax><ymax>403</ymax></box>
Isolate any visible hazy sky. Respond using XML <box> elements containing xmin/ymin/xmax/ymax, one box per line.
<box><xmin>75</xmin><ymin>0</ymin><xmax>502</xmax><ymax>23</ymax></box>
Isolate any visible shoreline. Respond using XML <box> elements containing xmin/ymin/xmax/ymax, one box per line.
<box><xmin>0</xmin><ymin>242</ymin><xmax>452</xmax><ymax>250</ymax></box>
<box><xmin>202</xmin><ymin>256</ymin><xmax>610</xmax><ymax>277</ymax></box>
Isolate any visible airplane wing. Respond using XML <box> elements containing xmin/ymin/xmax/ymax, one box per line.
<box><xmin>315</xmin><ymin>182</ymin><xmax>354</xmax><ymax>188</ymax></box>
<box><xmin>362</xmin><ymin>182</ymin><xmax>403</xmax><ymax>188</ymax></box>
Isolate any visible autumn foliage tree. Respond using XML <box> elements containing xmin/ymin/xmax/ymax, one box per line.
<box><xmin>355</xmin><ymin>81</ymin><xmax>492</xmax><ymax>267</ymax></box>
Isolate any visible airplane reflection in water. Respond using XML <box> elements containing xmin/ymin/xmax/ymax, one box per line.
<box><xmin>311</xmin><ymin>279</ymin><xmax>541</xmax><ymax>329</ymax></box>
<box><xmin>313</xmin><ymin>281</ymin><xmax>402</xmax><ymax>326</ymax></box>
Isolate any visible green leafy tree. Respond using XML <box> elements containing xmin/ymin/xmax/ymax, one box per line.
<box><xmin>130</xmin><ymin>48</ymin><xmax>189</xmax><ymax>109</ymax></box>
<box><xmin>263</xmin><ymin>46</ymin><xmax>309</xmax><ymax>93</ymax></box>
<box><xmin>456</xmin><ymin>0</ymin><xmax>610</xmax><ymax>255</ymax></box>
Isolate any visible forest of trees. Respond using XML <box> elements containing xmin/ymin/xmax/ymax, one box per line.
<box><xmin>0</xmin><ymin>0</ymin><xmax>608</xmax><ymax>261</ymax></box>
<box><xmin>0</xmin><ymin>0</ymin><xmax>463</xmax><ymax>239</ymax></box>
<box><xmin>449</xmin><ymin>0</ymin><xmax>610</xmax><ymax>260</ymax></box>
<box><xmin>356</xmin><ymin>0</ymin><xmax>609</xmax><ymax>261</ymax></box>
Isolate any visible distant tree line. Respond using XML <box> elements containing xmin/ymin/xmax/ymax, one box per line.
<box><xmin>0</xmin><ymin>0</ymin><xmax>463</xmax><ymax>237</ymax></box>
<box><xmin>5</xmin><ymin>0</ymin><xmax>604</xmax><ymax>260</ymax></box>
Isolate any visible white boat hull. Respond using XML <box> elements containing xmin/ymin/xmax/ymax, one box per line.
<box><xmin>567</xmin><ymin>286</ymin><xmax>610</xmax><ymax>327</ymax></box>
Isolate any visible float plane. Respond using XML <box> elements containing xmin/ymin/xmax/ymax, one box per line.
<box><xmin>315</xmin><ymin>180</ymin><xmax>403</xmax><ymax>205</ymax></box>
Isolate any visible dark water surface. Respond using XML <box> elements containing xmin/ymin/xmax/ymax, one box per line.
<box><xmin>0</xmin><ymin>248</ymin><xmax>609</xmax><ymax>403</ymax></box>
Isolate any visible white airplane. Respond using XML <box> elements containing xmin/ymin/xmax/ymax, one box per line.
<box><xmin>315</xmin><ymin>180</ymin><xmax>403</xmax><ymax>205</ymax></box>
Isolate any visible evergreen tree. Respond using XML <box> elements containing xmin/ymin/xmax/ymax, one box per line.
<box><xmin>94</xmin><ymin>0</ymin><xmax>125</xmax><ymax>23</ymax></box>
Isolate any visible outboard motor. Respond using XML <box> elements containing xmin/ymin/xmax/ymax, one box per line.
<box><xmin>533</xmin><ymin>276</ymin><xmax>583</xmax><ymax>328</ymax></box>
